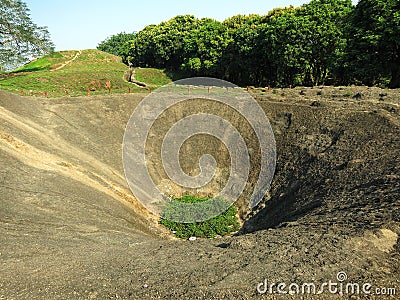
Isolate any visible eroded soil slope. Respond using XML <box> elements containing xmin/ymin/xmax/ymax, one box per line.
<box><xmin>0</xmin><ymin>87</ymin><xmax>399</xmax><ymax>299</ymax></box>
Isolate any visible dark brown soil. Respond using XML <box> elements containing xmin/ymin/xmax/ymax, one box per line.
<box><xmin>0</xmin><ymin>86</ymin><xmax>399</xmax><ymax>299</ymax></box>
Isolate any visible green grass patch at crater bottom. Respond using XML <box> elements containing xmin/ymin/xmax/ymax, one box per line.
<box><xmin>159</xmin><ymin>195</ymin><xmax>240</xmax><ymax>239</ymax></box>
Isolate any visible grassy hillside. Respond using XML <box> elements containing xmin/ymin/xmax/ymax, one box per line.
<box><xmin>0</xmin><ymin>49</ymin><xmax>172</xmax><ymax>97</ymax></box>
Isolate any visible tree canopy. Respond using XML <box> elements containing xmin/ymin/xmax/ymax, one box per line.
<box><xmin>97</xmin><ymin>32</ymin><xmax>136</xmax><ymax>63</ymax></box>
<box><xmin>346</xmin><ymin>0</ymin><xmax>400</xmax><ymax>88</ymax></box>
<box><xmin>0</xmin><ymin>0</ymin><xmax>54</xmax><ymax>71</ymax></box>
<box><xmin>98</xmin><ymin>0</ymin><xmax>400</xmax><ymax>88</ymax></box>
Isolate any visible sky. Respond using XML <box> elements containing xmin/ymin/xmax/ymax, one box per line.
<box><xmin>24</xmin><ymin>0</ymin><xmax>359</xmax><ymax>51</ymax></box>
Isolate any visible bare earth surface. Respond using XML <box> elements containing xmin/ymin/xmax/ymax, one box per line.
<box><xmin>0</xmin><ymin>86</ymin><xmax>399</xmax><ymax>299</ymax></box>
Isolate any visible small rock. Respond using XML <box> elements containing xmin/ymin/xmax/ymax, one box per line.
<box><xmin>188</xmin><ymin>236</ymin><xmax>197</xmax><ymax>241</ymax></box>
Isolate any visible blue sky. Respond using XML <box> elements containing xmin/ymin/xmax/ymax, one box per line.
<box><xmin>24</xmin><ymin>0</ymin><xmax>359</xmax><ymax>51</ymax></box>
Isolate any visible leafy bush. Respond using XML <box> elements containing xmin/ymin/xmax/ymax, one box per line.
<box><xmin>97</xmin><ymin>32</ymin><xmax>136</xmax><ymax>58</ymax></box>
<box><xmin>160</xmin><ymin>195</ymin><xmax>240</xmax><ymax>239</ymax></box>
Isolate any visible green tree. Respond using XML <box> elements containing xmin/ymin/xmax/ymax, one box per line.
<box><xmin>223</xmin><ymin>14</ymin><xmax>267</xmax><ymax>85</ymax></box>
<box><xmin>110</xmin><ymin>1</ymin><xmax>398</xmax><ymax>88</ymax></box>
<box><xmin>97</xmin><ymin>32</ymin><xmax>136</xmax><ymax>59</ymax></box>
<box><xmin>127</xmin><ymin>24</ymin><xmax>158</xmax><ymax>68</ymax></box>
<box><xmin>182</xmin><ymin>18</ymin><xmax>230</xmax><ymax>77</ymax></box>
<box><xmin>152</xmin><ymin>15</ymin><xmax>198</xmax><ymax>70</ymax></box>
<box><xmin>260</xmin><ymin>6</ymin><xmax>301</xmax><ymax>87</ymax></box>
<box><xmin>125</xmin><ymin>16</ymin><xmax>230</xmax><ymax>78</ymax></box>
<box><xmin>346</xmin><ymin>0</ymin><xmax>400</xmax><ymax>88</ymax></box>
<box><xmin>256</xmin><ymin>1</ymin><xmax>352</xmax><ymax>87</ymax></box>
<box><xmin>124</xmin><ymin>15</ymin><xmax>198</xmax><ymax>70</ymax></box>
<box><xmin>0</xmin><ymin>0</ymin><xmax>54</xmax><ymax>71</ymax></box>
<box><xmin>118</xmin><ymin>40</ymin><xmax>134</xmax><ymax>65</ymax></box>
<box><xmin>297</xmin><ymin>0</ymin><xmax>353</xmax><ymax>86</ymax></box>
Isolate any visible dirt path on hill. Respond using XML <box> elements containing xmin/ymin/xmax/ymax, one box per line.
<box><xmin>51</xmin><ymin>50</ymin><xmax>82</xmax><ymax>72</ymax></box>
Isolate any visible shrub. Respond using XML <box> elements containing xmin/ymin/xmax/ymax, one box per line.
<box><xmin>159</xmin><ymin>195</ymin><xmax>240</xmax><ymax>239</ymax></box>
